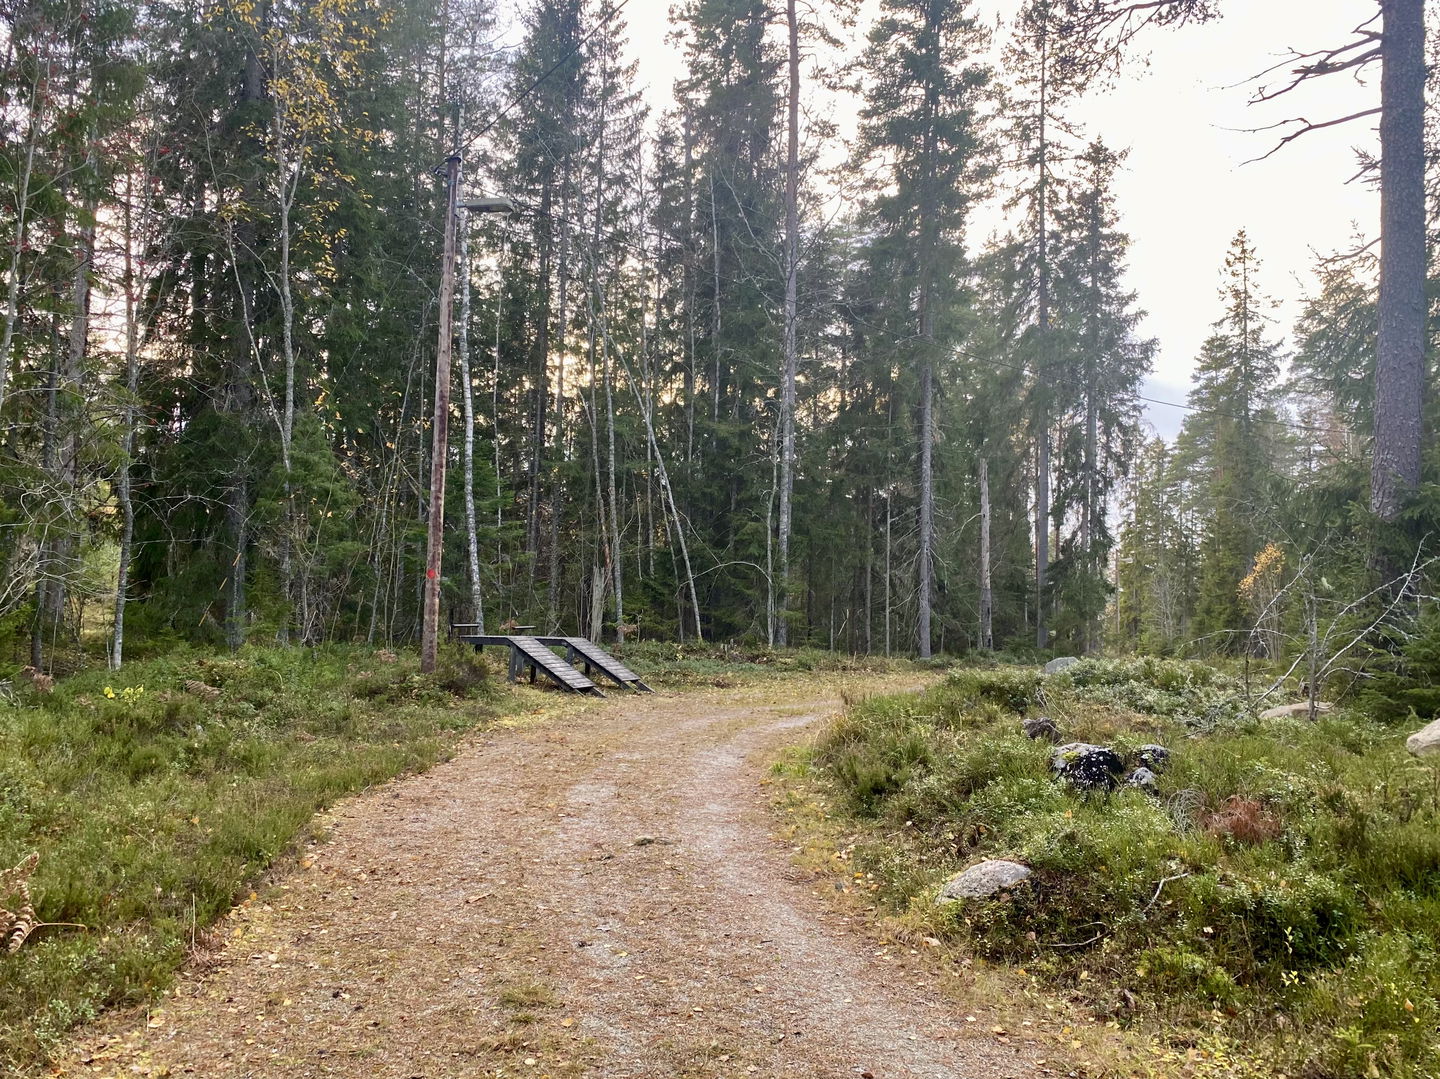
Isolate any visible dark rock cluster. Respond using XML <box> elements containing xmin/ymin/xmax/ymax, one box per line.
<box><xmin>1025</xmin><ymin>719</ymin><xmax>1171</xmax><ymax>794</ymax></box>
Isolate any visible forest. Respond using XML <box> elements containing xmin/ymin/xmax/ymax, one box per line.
<box><xmin>1</xmin><ymin>0</ymin><xmax>1435</xmax><ymax>686</ymax></box>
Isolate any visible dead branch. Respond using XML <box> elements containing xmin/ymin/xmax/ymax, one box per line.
<box><xmin>1242</xmin><ymin>107</ymin><xmax>1382</xmax><ymax>165</ymax></box>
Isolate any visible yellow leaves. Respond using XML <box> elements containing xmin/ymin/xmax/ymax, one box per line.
<box><xmin>1239</xmin><ymin>541</ymin><xmax>1285</xmax><ymax>602</ymax></box>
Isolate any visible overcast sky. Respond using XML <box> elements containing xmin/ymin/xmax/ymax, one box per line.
<box><xmin>605</xmin><ymin>0</ymin><xmax>1380</xmax><ymax>440</ymax></box>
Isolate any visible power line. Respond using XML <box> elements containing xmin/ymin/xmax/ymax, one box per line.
<box><xmin>458</xmin><ymin>0</ymin><xmax>633</xmax><ymax>160</ymax></box>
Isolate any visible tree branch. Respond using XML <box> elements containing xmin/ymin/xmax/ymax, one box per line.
<box><xmin>1241</xmin><ymin>107</ymin><xmax>1381</xmax><ymax>165</ymax></box>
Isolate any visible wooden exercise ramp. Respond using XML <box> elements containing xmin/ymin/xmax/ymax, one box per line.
<box><xmin>456</xmin><ymin>633</ymin><xmax>606</xmax><ymax>697</ymax></box>
<box><xmin>454</xmin><ymin>630</ymin><xmax>652</xmax><ymax>696</ymax></box>
<box><xmin>535</xmin><ymin>636</ymin><xmax>653</xmax><ymax>693</ymax></box>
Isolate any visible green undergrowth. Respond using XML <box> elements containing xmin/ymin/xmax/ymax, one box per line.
<box><xmin>810</xmin><ymin>657</ymin><xmax>1440</xmax><ymax>1079</ymax></box>
<box><xmin>0</xmin><ymin>642</ymin><xmax>499</xmax><ymax>1073</ymax></box>
<box><xmin>616</xmin><ymin>639</ymin><xmax>932</xmax><ymax>687</ymax></box>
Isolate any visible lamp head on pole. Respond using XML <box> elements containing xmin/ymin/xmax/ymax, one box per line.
<box><xmin>460</xmin><ymin>196</ymin><xmax>516</xmax><ymax>215</ymax></box>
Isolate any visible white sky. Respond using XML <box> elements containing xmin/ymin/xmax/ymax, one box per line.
<box><xmin>610</xmin><ymin>0</ymin><xmax>1380</xmax><ymax>440</ymax></box>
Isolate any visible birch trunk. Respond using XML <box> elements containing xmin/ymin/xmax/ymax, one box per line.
<box><xmin>458</xmin><ymin>217</ymin><xmax>486</xmax><ymax>632</ymax></box>
<box><xmin>0</xmin><ymin>99</ymin><xmax>39</xmax><ymax>414</ymax></box>
<box><xmin>776</xmin><ymin>0</ymin><xmax>801</xmax><ymax>648</ymax></box>
<box><xmin>546</xmin><ymin>181</ymin><xmax>572</xmax><ymax>632</ymax></box>
<box><xmin>113</xmin><ymin>171</ymin><xmax>147</xmax><ymax>669</ymax></box>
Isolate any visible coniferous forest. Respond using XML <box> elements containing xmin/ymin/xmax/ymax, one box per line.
<box><xmin>14</xmin><ymin>4</ymin><xmax>1440</xmax><ymax>1077</ymax></box>
<box><xmin>1</xmin><ymin>0</ymin><xmax>1435</xmax><ymax>681</ymax></box>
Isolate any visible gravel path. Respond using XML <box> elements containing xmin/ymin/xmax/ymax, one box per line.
<box><xmin>63</xmin><ymin>680</ymin><xmax>1047</xmax><ymax>1079</ymax></box>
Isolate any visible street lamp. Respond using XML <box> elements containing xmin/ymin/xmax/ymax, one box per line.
<box><xmin>421</xmin><ymin>154</ymin><xmax>513</xmax><ymax>674</ymax></box>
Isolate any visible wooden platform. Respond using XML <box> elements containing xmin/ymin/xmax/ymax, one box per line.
<box><xmin>456</xmin><ymin>633</ymin><xmax>605</xmax><ymax>697</ymax></box>
<box><xmin>535</xmin><ymin>637</ymin><xmax>653</xmax><ymax>693</ymax></box>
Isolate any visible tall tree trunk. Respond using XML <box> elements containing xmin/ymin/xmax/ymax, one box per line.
<box><xmin>37</xmin><ymin>176</ymin><xmax>97</xmax><ymax>669</ymax></box>
<box><xmin>883</xmin><ymin>485</ymin><xmax>892</xmax><ymax>657</ymax></box>
<box><xmin>0</xmin><ymin>93</ymin><xmax>39</xmax><ymax>415</ymax></box>
<box><xmin>918</xmin><ymin>354</ymin><xmax>934</xmax><ymax>658</ymax></box>
<box><xmin>979</xmin><ymin>456</ymin><xmax>993</xmax><ymax>651</ymax></box>
<box><xmin>776</xmin><ymin>0</ymin><xmax>801</xmax><ymax>648</ymax></box>
<box><xmin>458</xmin><ymin>216</ymin><xmax>485</xmax><ymax>632</ymax></box>
<box><xmin>113</xmin><ymin>172</ymin><xmax>145</xmax><ymax>669</ymax></box>
<box><xmin>1082</xmin><ymin>192</ymin><xmax>1101</xmax><ymax>652</ymax></box>
<box><xmin>1370</xmin><ymin>0</ymin><xmax>1425</xmax><ymax>522</ymax></box>
<box><xmin>275</xmin><ymin>146</ymin><xmax>300</xmax><ymax>644</ymax></box>
<box><xmin>494</xmin><ymin>236</ymin><xmax>506</xmax><ymax>530</ymax></box>
<box><xmin>32</xmin><ymin>315</ymin><xmax>62</xmax><ymax>670</ymax></box>
<box><xmin>226</xmin><ymin>36</ymin><xmax>266</xmax><ymax>651</ymax></box>
<box><xmin>1034</xmin><ymin>51</ymin><xmax>1052</xmax><ymax>652</ymax></box>
<box><xmin>526</xmin><ymin>182</ymin><xmax>554</xmax><ymax>559</ymax></box>
<box><xmin>1035</xmin><ymin>426</ymin><xmax>1050</xmax><ymax>650</ymax></box>
<box><xmin>546</xmin><ymin>181</ymin><xmax>573</xmax><ymax>632</ymax></box>
<box><xmin>603</xmin><ymin>312</ymin><xmax>624</xmax><ymax>644</ymax></box>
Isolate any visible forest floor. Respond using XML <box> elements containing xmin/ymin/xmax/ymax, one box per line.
<box><xmin>56</xmin><ymin>675</ymin><xmax>1060</xmax><ymax>1079</ymax></box>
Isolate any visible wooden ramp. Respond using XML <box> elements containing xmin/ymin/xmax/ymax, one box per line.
<box><xmin>536</xmin><ymin>636</ymin><xmax>654</xmax><ymax>693</ymax></box>
<box><xmin>455</xmin><ymin>633</ymin><xmax>605</xmax><ymax>697</ymax></box>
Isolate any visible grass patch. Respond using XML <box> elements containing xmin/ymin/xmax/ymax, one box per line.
<box><xmin>809</xmin><ymin>657</ymin><xmax>1440</xmax><ymax>1079</ymax></box>
<box><xmin>0</xmin><ymin>641</ymin><xmax>499</xmax><ymax>1074</ymax></box>
<box><xmin>497</xmin><ymin>980</ymin><xmax>561</xmax><ymax>1011</ymax></box>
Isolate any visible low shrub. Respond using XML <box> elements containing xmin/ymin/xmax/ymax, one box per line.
<box><xmin>809</xmin><ymin>661</ymin><xmax>1440</xmax><ymax>1078</ymax></box>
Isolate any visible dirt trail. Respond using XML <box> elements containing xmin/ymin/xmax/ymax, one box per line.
<box><xmin>64</xmin><ymin>680</ymin><xmax>1045</xmax><ymax>1078</ymax></box>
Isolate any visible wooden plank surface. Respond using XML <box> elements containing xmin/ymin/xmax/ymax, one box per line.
<box><xmin>456</xmin><ymin>633</ymin><xmax>602</xmax><ymax>694</ymax></box>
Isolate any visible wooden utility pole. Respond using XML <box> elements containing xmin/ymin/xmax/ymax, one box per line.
<box><xmin>421</xmin><ymin>153</ymin><xmax>462</xmax><ymax>674</ymax></box>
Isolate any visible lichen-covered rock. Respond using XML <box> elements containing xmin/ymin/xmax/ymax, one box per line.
<box><xmin>938</xmin><ymin>859</ymin><xmax>1032</xmax><ymax>902</ymax></box>
<box><xmin>1406</xmin><ymin>718</ymin><xmax>1440</xmax><ymax>757</ymax></box>
<box><xmin>1126</xmin><ymin>767</ymin><xmax>1159</xmax><ymax>793</ymax></box>
<box><xmin>1135</xmin><ymin>744</ymin><xmax>1170</xmax><ymax>772</ymax></box>
<box><xmin>1051</xmin><ymin>742</ymin><xmax>1124</xmax><ymax>792</ymax></box>
<box><xmin>1043</xmin><ymin>656</ymin><xmax>1080</xmax><ymax>675</ymax></box>
<box><xmin>1022</xmin><ymin>716</ymin><xmax>1061</xmax><ymax>743</ymax></box>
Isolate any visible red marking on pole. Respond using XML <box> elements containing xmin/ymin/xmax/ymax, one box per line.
<box><xmin>427</xmin><ymin>568</ymin><xmax>437</xmax><ymax>579</ymax></box>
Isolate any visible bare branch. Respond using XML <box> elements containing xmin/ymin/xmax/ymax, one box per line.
<box><xmin>1241</xmin><ymin>107</ymin><xmax>1381</xmax><ymax>165</ymax></box>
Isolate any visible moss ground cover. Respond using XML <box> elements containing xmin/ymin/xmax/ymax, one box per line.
<box><xmin>812</xmin><ymin>658</ymin><xmax>1440</xmax><ymax>1079</ymax></box>
<box><xmin>0</xmin><ymin>643</ymin><xmax>499</xmax><ymax>1073</ymax></box>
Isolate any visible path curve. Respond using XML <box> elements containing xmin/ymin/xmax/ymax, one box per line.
<box><xmin>64</xmin><ymin>681</ymin><xmax>1043</xmax><ymax>1078</ymax></box>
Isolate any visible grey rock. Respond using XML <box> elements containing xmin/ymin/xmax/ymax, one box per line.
<box><xmin>1022</xmin><ymin>716</ymin><xmax>1061</xmax><ymax>743</ymax></box>
<box><xmin>1126</xmin><ymin>767</ymin><xmax>1159</xmax><ymax>793</ymax></box>
<box><xmin>1259</xmin><ymin>701</ymin><xmax>1334</xmax><ymax>720</ymax></box>
<box><xmin>1406</xmin><ymin>717</ymin><xmax>1440</xmax><ymax>757</ymax></box>
<box><xmin>1051</xmin><ymin>742</ymin><xmax>1124</xmax><ymax>792</ymax></box>
<box><xmin>1135</xmin><ymin>744</ymin><xmax>1170</xmax><ymax>772</ymax></box>
<box><xmin>938</xmin><ymin>859</ymin><xmax>1033</xmax><ymax>902</ymax></box>
<box><xmin>1043</xmin><ymin>656</ymin><xmax>1081</xmax><ymax>675</ymax></box>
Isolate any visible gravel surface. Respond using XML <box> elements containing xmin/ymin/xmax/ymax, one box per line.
<box><xmin>62</xmin><ymin>680</ymin><xmax>1047</xmax><ymax>1078</ymax></box>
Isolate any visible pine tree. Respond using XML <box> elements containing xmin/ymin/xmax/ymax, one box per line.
<box><xmin>1177</xmin><ymin>230</ymin><xmax>1286</xmax><ymax>652</ymax></box>
<box><xmin>1047</xmin><ymin>140</ymin><xmax>1154</xmax><ymax>652</ymax></box>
